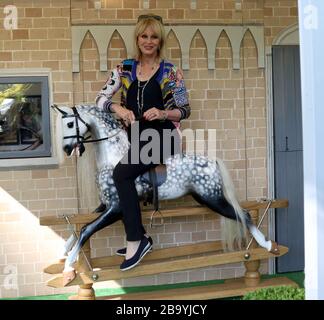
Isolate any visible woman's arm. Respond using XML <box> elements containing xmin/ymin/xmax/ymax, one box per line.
<box><xmin>95</xmin><ymin>67</ymin><xmax>122</xmax><ymax>113</ymax></box>
<box><xmin>143</xmin><ymin>66</ymin><xmax>190</xmax><ymax>122</ymax></box>
<box><xmin>95</xmin><ymin>66</ymin><xmax>135</xmax><ymax>125</ymax></box>
<box><xmin>169</xmin><ymin>66</ymin><xmax>191</xmax><ymax>120</ymax></box>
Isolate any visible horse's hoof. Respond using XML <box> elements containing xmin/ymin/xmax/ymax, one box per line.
<box><xmin>62</xmin><ymin>270</ymin><xmax>76</xmax><ymax>286</ymax></box>
<box><xmin>270</xmin><ymin>241</ymin><xmax>280</xmax><ymax>255</ymax></box>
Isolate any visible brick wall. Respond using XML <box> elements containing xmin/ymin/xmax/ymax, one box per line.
<box><xmin>0</xmin><ymin>0</ymin><xmax>298</xmax><ymax>298</ymax></box>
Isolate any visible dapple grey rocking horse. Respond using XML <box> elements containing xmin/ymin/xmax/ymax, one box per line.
<box><xmin>53</xmin><ymin>105</ymin><xmax>280</xmax><ymax>285</ymax></box>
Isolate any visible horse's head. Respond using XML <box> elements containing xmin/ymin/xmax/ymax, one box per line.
<box><xmin>53</xmin><ymin>105</ymin><xmax>90</xmax><ymax>157</ymax></box>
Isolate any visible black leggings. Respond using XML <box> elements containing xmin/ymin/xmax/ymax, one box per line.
<box><xmin>113</xmin><ymin>120</ymin><xmax>180</xmax><ymax>241</ymax></box>
<box><xmin>113</xmin><ymin>161</ymin><xmax>157</xmax><ymax>241</ymax></box>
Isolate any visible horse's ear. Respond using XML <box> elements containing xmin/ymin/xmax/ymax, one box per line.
<box><xmin>51</xmin><ymin>104</ymin><xmax>68</xmax><ymax>116</ymax></box>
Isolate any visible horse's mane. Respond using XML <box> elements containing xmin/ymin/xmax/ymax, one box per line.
<box><xmin>77</xmin><ymin>143</ymin><xmax>98</xmax><ymax>212</ymax></box>
<box><xmin>77</xmin><ymin>105</ymin><xmax>124</xmax><ymax>212</ymax></box>
<box><xmin>55</xmin><ymin>105</ymin><xmax>125</xmax><ymax>212</ymax></box>
<box><xmin>55</xmin><ymin>111</ymin><xmax>65</xmax><ymax>165</ymax></box>
<box><xmin>77</xmin><ymin>105</ymin><xmax>122</xmax><ymax>131</ymax></box>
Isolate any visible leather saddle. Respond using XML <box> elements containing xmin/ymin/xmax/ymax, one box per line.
<box><xmin>93</xmin><ymin>165</ymin><xmax>167</xmax><ymax>214</ymax></box>
<box><xmin>141</xmin><ymin>164</ymin><xmax>167</xmax><ymax>187</ymax></box>
<box><xmin>141</xmin><ymin>164</ymin><xmax>167</xmax><ymax>210</ymax></box>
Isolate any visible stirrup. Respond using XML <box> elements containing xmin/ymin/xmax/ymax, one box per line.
<box><xmin>150</xmin><ymin>209</ymin><xmax>164</xmax><ymax>228</ymax></box>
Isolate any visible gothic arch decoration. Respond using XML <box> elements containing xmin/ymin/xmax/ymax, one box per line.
<box><xmin>72</xmin><ymin>25</ymin><xmax>265</xmax><ymax>72</ymax></box>
<box><xmin>272</xmin><ymin>23</ymin><xmax>299</xmax><ymax>45</ymax></box>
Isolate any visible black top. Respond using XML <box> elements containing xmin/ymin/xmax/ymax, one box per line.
<box><xmin>126</xmin><ymin>67</ymin><xmax>163</xmax><ymax>119</ymax></box>
<box><xmin>125</xmin><ymin>67</ymin><xmax>180</xmax><ymax>162</ymax></box>
<box><xmin>126</xmin><ymin>66</ymin><xmax>176</xmax><ymax>132</ymax></box>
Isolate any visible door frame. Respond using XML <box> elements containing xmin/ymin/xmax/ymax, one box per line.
<box><xmin>266</xmin><ymin>23</ymin><xmax>299</xmax><ymax>274</ymax></box>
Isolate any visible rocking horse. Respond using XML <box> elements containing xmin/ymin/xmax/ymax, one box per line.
<box><xmin>52</xmin><ymin>104</ymin><xmax>281</xmax><ymax>287</ymax></box>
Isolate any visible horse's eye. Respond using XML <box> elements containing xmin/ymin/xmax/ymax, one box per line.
<box><xmin>67</xmin><ymin>121</ymin><xmax>74</xmax><ymax>128</ymax></box>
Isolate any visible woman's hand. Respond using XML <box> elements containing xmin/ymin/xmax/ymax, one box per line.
<box><xmin>143</xmin><ymin>107</ymin><xmax>167</xmax><ymax>121</ymax></box>
<box><xmin>111</xmin><ymin>104</ymin><xmax>135</xmax><ymax>126</ymax></box>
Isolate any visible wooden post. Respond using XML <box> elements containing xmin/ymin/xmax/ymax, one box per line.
<box><xmin>244</xmin><ymin>209</ymin><xmax>261</xmax><ymax>287</ymax></box>
<box><xmin>69</xmin><ymin>224</ymin><xmax>95</xmax><ymax>300</ymax></box>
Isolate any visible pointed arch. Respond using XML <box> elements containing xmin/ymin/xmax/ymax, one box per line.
<box><xmin>79</xmin><ymin>30</ymin><xmax>100</xmax><ymax>68</ymax></box>
<box><xmin>165</xmin><ymin>29</ymin><xmax>182</xmax><ymax>67</ymax></box>
<box><xmin>107</xmin><ymin>29</ymin><xmax>127</xmax><ymax>71</ymax></box>
<box><xmin>189</xmin><ymin>29</ymin><xmax>208</xmax><ymax>69</ymax></box>
<box><xmin>215</xmin><ymin>29</ymin><xmax>232</xmax><ymax>69</ymax></box>
<box><xmin>241</xmin><ymin>28</ymin><xmax>259</xmax><ymax>69</ymax></box>
<box><xmin>74</xmin><ymin>31</ymin><xmax>100</xmax><ymax>104</ymax></box>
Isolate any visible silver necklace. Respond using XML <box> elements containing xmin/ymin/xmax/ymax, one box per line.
<box><xmin>138</xmin><ymin>60</ymin><xmax>156</xmax><ymax>77</ymax></box>
<box><xmin>137</xmin><ymin>61</ymin><xmax>157</xmax><ymax>116</ymax></box>
<box><xmin>137</xmin><ymin>79</ymin><xmax>150</xmax><ymax>117</ymax></box>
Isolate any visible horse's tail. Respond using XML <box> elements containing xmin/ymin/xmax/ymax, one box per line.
<box><xmin>216</xmin><ymin>158</ymin><xmax>248</xmax><ymax>251</ymax></box>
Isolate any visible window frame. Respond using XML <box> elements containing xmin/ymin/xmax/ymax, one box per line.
<box><xmin>0</xmin><ymin>69</ymin><xmax>59</xmax><ymax>169</ymax></box>
<box><xmin>0</xmin><ymin>76</ymin><xmax>51</xmax><ymax>159</ymax></box>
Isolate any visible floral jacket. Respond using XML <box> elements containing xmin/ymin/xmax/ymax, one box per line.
<box><xmin>95</xmin><ymin>59</ymin><xmax>190</xmax><ymax>121</ymax></box>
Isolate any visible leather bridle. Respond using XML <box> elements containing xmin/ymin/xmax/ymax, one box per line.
<box><xmin>62</xmin><ymin>107</ymin><xmax>92</xmax><ymax>145</ymax></box>
<box><xmin>53</xmin><ymin>105</ymin><xmax>123</xmax><ymax>154</ymax></box>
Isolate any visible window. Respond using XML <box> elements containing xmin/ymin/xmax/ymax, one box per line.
<box><xmin>0</xmin><ymin>76</ymin><xmax>51</xmax><ymax>159</ymax></box>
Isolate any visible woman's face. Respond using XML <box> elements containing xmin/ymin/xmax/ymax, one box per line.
<box><xmin>137</xmin><ymin>26</ymin><xmax>160</xmax><ymax>57</ymax></box>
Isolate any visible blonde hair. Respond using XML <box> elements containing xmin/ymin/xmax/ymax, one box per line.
<box><xmin>133</xmin><ymin>15</ymin><xmax>166</xmax><ymax>60</ymax></box>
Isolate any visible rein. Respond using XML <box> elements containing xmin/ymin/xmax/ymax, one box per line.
<box><xmin>83</xmin><ymin>130</ymin><xmax>122</xmax><ymax>144</ymax></box>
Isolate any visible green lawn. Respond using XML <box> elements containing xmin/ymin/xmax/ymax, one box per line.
<box><xmin>1</xmin><ymin>271</ymin><xmax>304</xmax><ymax>300</ymax></box>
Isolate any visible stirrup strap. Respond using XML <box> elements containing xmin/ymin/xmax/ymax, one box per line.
<box><xmin>148</xmin><ymin>168</ymin><xmax>164</xmax><ymax>228</ymax></box>
<box><xmin>149</xmin><ymin>168</ymin><xmax>159</xmax><ymax>212</ymax></box>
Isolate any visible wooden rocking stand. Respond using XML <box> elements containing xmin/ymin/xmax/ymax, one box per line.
<box><xmin>40</xmin><ymin>199</ymin><xmax>298</xmax><ymax>300</ymax></box>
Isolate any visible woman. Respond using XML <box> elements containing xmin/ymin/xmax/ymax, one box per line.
<box><xmin>96</xmin><ymin>14</ymin><xmax>190</xmax><ymax>271</ymax></box>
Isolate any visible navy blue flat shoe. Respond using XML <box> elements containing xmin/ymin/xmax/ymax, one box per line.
<box><xmin>116</xmin><ymin>236</ymin><xmax>153</xmax><ymax>256</ymax></box>
<box><xmin>120</xmin><ymin>237</ymin><xmax>152</xmax><ymax>271</ymax></box>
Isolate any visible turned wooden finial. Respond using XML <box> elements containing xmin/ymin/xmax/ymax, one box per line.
<box><xmin>244</xmin><ymin>209</ymin><xmax>261</xmax><ymax>287</ymax></box>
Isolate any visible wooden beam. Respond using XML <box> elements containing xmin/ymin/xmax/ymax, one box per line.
<box><xmin>44</xmin><ymin>241</ymin><xmax>224</xmax><ymax>274</ymax></box>
<box><xmin>40</xmin><ymin>199</ymin><xmax>289</xmax><ymax>226</ymax></box>
<box><xmin>46</xmin><ymin>245</ymin><xmax>288</xmax><ymax>288</ymax></box>
<box><xmin>98</xmin><ymin>277</ymin><xmax>298</xmax><ymax>300</ymax></box>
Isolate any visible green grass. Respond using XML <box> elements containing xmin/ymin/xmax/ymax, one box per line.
<box><xmin>242</xmin><ymin>285</ymin><xmax>305</xmax><ymax>300</ymax></box>
<box><xmin>1</xmin><ymin>271</ymin><xmax>304</xmax><ymax>300</ymax></box>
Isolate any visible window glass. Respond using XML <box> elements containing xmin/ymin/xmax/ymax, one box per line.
<box><xmin>0</xmin><ymin>77</ymin><xmax>50</xmax><ymax>159</ymax></box>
